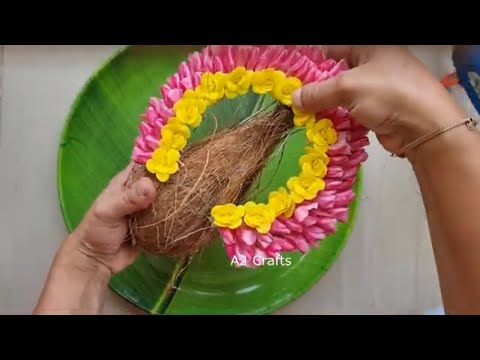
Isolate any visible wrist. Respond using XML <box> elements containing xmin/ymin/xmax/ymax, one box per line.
<box><xmin>58</xmin><ymin>234</ymin><xmax>113</xmax><ymax>281</ymax></box>
<box><xmin>407</xmin><ymin>117</ymin><xmax>480</xmax><ymax>168</ymax></box>
<box><xmin>33</xmin><ymin>236</ymin><xmax>111</xmax><ymax>315</ymax></box>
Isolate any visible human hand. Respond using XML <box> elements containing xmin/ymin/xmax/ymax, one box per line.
<box><xmin>292</xmin><ymin>45</ymin><xmax>468</xmax><ymax>160</ymax></box>
<box><xmin>69</xmin><ymin>162</ymin><xmax>156</xmax><ymax>275</ymax></box>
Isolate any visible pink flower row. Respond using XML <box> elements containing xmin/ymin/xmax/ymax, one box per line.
<box><xmin>131</xmin><ymin>45</ymin><xmax>350</xmax><ymax>164</ymax></box>
<box><xmin>222</xmin><ymin>107</ymin><xmax>369</xmax><ymax>268</ymax></box>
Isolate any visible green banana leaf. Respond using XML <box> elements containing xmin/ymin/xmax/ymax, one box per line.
<box><xmin>57</xmin><ymin>45</ymin><xmax>363</xmax><ymax>315</ymax></box>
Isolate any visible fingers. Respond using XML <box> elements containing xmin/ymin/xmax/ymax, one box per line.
<box><xmin>319</xmin><ymin>45</ymin><xmax>370</xmax><ymax>67</ymax></box>
<box><xmin>94</xmin><ymin>177</ymin><xmax>156</xmax><ymax>223</ymax></box>
<box><xmin>319</xmin><ymin>45</ymin><xmax>354</xmax><ymax>62</ymax></box>
<box><xmin>292</xmin><ymin>73</ymin><xmax>353</xmax><ymax>114</ymax></box>
<box><xmin>109</xmin><ymin>161</ymin><xmax>135</xmax><ymax>188</ymax></box>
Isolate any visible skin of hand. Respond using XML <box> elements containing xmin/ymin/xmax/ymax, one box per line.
<box><xmin>293</xmin><ymin>45</ymin><xmax>480</xmax><ymax>314</ymax></box>
<box><xmin>33</xmin><ymin>163</ymin><xmax>156</xmax><ymax>314</ymax></box>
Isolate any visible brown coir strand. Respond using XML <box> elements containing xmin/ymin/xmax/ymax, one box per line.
<box><xmin>125</xmin><ymin>105</ymin><xmax>294</xmax><ymax>258</ymax></box>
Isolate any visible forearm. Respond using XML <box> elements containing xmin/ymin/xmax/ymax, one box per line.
<box><xmin>411</xmin><ymin>117</ymin><xmax>480</xmax><ymax>314</ymax></box>
<box><xmin>33</xmin><ymin>235</ymin><xmax>111</xmax><ymax>315</ymax></box>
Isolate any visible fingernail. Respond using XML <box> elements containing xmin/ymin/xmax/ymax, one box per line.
<box><xmin>292</xmin><ymin>89</ymin><xmax>303</xmax><ymax>109</ymax></box>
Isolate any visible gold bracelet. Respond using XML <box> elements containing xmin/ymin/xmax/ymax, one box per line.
<box><xmin>391</xmin><ymin>117</ymin><xmax>479</xmax><ymax>158</ymax></box>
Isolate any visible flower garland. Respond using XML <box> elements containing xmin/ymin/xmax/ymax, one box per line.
<box><xmin>131</xmin><ymin>45</ymin><xmax>370</xmax><ymax>268</ymax></box>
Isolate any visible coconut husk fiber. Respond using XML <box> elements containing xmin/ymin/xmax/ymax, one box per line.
<box><xmin>125</xmin><ymin>105</ymin><xmax>294</xmax><ymax>258</ymax></box>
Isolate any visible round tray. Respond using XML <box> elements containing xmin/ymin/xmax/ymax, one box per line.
<box><xmin>57</xmin><ymin>45</ymin><xmax>363</xmax><ymax>315</ymax></box>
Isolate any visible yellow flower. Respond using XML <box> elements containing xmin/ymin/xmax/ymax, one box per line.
<box><xmin>251</xmin><ymin>68</ymin><xmax>286</xmax><ymax>95</ymax></box>
<box><xmin>160</xmin><ymin>121</ymin><xmax>191</xmax><ymax>151</ymax></box>
<box><xmin>306</xmin><ymin>118</ymin><xmax>337</xmax><ymax>148</ymax></box>
<box><xmin>196</xmin><ymin>72</ymin><xmax>227</xmax><ymax>105</ymax></box>
<box><xmin>272</xmin><ymin>76</ymin><xmax>302</xmax><ymax>106</ymax></box>
<box><xmin>173</xmin><ymin>98</ymin><xmax>207</xmax><ymax>128</ymax></box>
<box><xmin>287</xmin><ymin>173</ymin><xmax>326</xmax><ymax>204</ymax></box>
<box><xmin>305</xmin><ymin>146</ymin><xmax>329</xmax><ymax>164</ymax></box>
<box><xmin>225</xmin><ymin>66</ymin><xmax>253</xmax><ymax>99</ymax></box>
<box><xmin>243</xmin><ymin>201</ymin><xmax>276</xmax><ymax>234</ymax></box>
<box><xmin>211</xmin><ymin>203</ymin><xmax>245</xmax><ymax>229</ymax></box>
<box><xmin>299</xmin><ymin>147</ymin><xmax>329</xmax><ymax>178</ymax></box>
<box><xmin>182</xmin><ymin>89</ymin><xmax>198</xmax><ymax>100</ymax></box>
<box><xmin>292</xmin><ymin>106</ymin><xmax>316</xmax><ymax>128</ymax></box>
<box><xmin>268</xmin><ymin>187</ymin><xmax>295</xmax><ymax>218</ymax></box>
<box><xmin>146</xmin><ymin>148</ymin><xmax>181</xmax><ymax>182</ymax></box>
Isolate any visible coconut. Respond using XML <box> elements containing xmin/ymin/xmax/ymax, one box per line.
<box><xmin>125</xmin><ymin>105</ymin><xmax>294</xmax><ymax>258</ymax></box>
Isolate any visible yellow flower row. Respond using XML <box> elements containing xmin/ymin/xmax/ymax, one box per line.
<box><xmin>211</xmin><ymin>141</ymin><xmax>334</xmax><ymax>234</ymax></box>
<box><xmin>146</xmin><ymin>66</ymin><xmax>310</xmax><ymax>183</ymax></box>
<box><xmin>144</xmin><ymin>66</ymin><xmax>338</xmax><ymax>235</ymax></box>
<box><xmin>210</xmin><ymin>107</ymin><xmax>338</xmax><ymax>234</ymax></box>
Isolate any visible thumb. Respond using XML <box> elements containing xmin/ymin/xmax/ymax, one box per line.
<box><xmin>95</xmin><ymin>177</ymin><xmax>157</xmax><ymax>223</ymax></box>
<box><xmin>292</xmin><ymin>74</ymin><xmax>353</xmax><ymax>114</ymax></box>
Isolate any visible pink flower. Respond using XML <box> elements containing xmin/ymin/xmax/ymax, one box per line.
<box><xmin>325</xmin><ymin>179</ymin><xmax>343</xmax><ymax>190</ymax></box>
<box><xmin>258</xmin><ymin>234</ymin><xmax>273</xmax><ymax>249</ymax></box>
<box><xmin>302</xmin><ymin>216</ymin><xmax>317</xmax><ymax>227</ymax></box>
<box><xmin>329</xmin><ymin>155</ymin><xmax>349</xmax><ymax>166</ymax></box>
<box><xmin>303</xmin><ymin>67</ymin><xmax>323</xmax><ymax>84</ymax></box>
<box><xmin>167</xmin><ymin>74</ymin><xmax>181</xmax><ymax>89</ymax></box>
<box><xmin>319</xmin><ymin>58</ymin><xmax>337</xmax><ymax>71</ymax></box>
<box><xmin>235</xmin><ymin>226</ymin><xmax>257</xmax><ymax>246</ymax></box>
<box><xmin>293</xmin><ymin>201</ymin><xmax>318</xmax><ymax>223</ymax></box>
<box><xmin>334</xmin><ymin>190</ymin><xmax>355</xmax><ymax>207</ymax></box>
<box><xmin>346</xmin><ymin>150</ymin><xmax>369</xmax><ymax>167</ymax></box>
<box><xmin>150</xmin><ymin>98</ymin><xmax>173</xmax><ymax>120</ymax></box>
<box><xmin>245</xmin><ymin>46</ymin><xmax>260</xmax><ymax>70</ymax></box>
<box><xmin>160</xmin><ymin>85</ymin><xmax>182</xmax><ymax>107</ymax></box>
<box><xmin>255</xmin><ymin>45</ymin><xmax>282</xmax><ymax>70</ymax></box>
<box><xmin>278</xmin><ymin>217</ymin><xmax>303</xmax><ymax>233</ymax></box>
<box><xmin>286</xmin><ymin>234</ymin><xmax>310</xmax><ymax>253</ymax></box>
<box><xmin>334</xmin><ymin>118</ymin><xmax>351</xmax><ymax>131</ymax></box>
<box><xmin>316</xmin><ymin>191</ymin><xmax>336</xmax><ymax>210</ymax></box>
<box><xmin>303</xmin><ymin>225</ymin><xmax>325</xmax><ymax>243</ymax></box>
<box><xmin>273</xmin><ymin>236</ymin><xmax>296</xmax><ymax>251</ymax></box>
<box><xmin>351</xmin><ymin>137</ymin><xmax>370</xmax><ymax>150</ymax></box>
<box><xmin>187</xmin><ymin>52</ymin><xmax>203</xmax><ymax>72</ymax></box>
<box><xmin>192</xmin><ymin>72</ymin><xmax>202</xmax><ymax>88</ymax></box>
<box><xmin>326</xmin><ymin>166</ymin><xmax>344</xmax><ymax>179</ymax></box>
<box><xmin>219</xmin><ymin>228</ymin><xmax>235</xmax><ymax>245</ymax></box>
<box><xmin>295</xmin><ymin>46</ymin><xmax>326</xmax><ymax>67</ymax></box>
<box><xmin>270</xmin><ymin>219</ymin><xmax>290</xmax><ymax>235</ymax></box>
<box><xmin>293</xmin><ymin>56</ymin><xmax>317</xmax><ymax>81</ymax></box>
<box><xmin>268</xmin><ymin>48</ymin><xmax>289</xmax><ymax>69</ymax></box>
<box><xmin>344</xmin><ymin>165</ymin><xmax>360</xmax><ymax>178</ymax></box>
<box><xmin>178</xmin><ymin>61</ymin><xmax>192</xmax><ymax>80</ymax></box>
<box><xmin>139</xmin><ymin>122</ymin><xmax>153</xmax><ymax>138</ymax></box>
<box><xmin>331</xmin><ymin>207</ymin><xmax>349</xmax><ymax>222</ymax></box>
<box><xmin>315</xmin><ymin>216</ymin><xmax>337</xmax><ymax>233</ymax></box>
<box><xmin>225</xmin><ymin>244</ymin><xmax>235</xmax><ymax>260</ymax></box>
<box><xmin>286</xmin><ymin>55</ymin><xmax>309</xmax><ymax>78</ymax></box>
<box><xmin>279</xmin><ymin>50</ymin><xmax>302</xmax><ymax>72</ymax></box>
<box><xmin>132</xmin><ymin>143</ymin><xmax>153</xmax><ymax>163</ymax></box>
<box><xmin>339</xmin><ymin>177</ymin><xmax>357</xmax><ymax>191</ymax></box>
<box><xmin>180</xmin><ymin>76</ymin><xmax>193</xmax><ymax>91</ymax></box>
<box><xmin>328</xmin><ymin>131</ymin><xmax>351</xmax><ymax>156</ymax></box>
<box><xmin>265</xmin><ymin>243</ymin><xmax>282</xmax><ymax>257</ymax></box>
<box><xmin>144</xmin><ymin>135</ymin><xmax>159</xmax><ymax>150</ymax></box>
<box><xmin>140</xmin><ymin>106</ymin><xmax>159</xmax><ymax>126</ymax></box>
<box><xmin>231</xmin><ymin>46</ymin><xmax>252</xmax><ymax>67</ymax></box>
<box><xmin>212</xmin><ymin>56</ymin><xmax>224</xmax><ymax>73</ymax></box>
<box><xmin>254</xmin><ymin>248</ymin><xmax>268</xmax><ymax>262</ymax></box>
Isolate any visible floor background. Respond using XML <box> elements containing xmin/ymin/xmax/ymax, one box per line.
<box><xmin>0</xmin><ymin>45</ymin><xmax>476</xmax><ymax>314</ymax></box>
